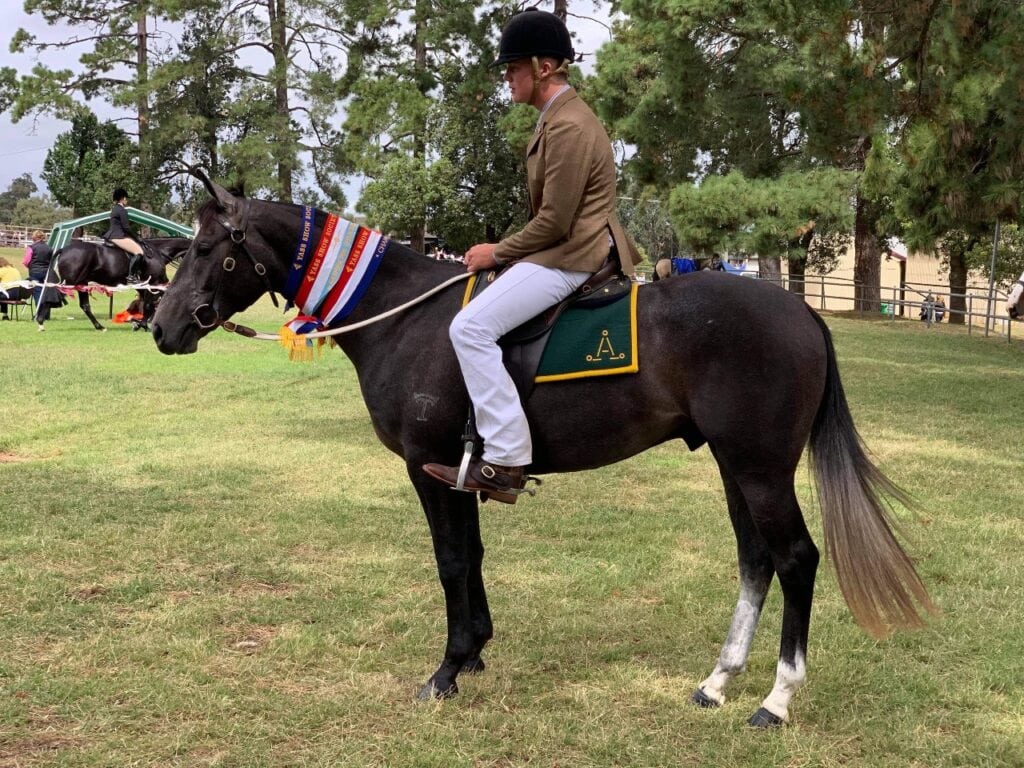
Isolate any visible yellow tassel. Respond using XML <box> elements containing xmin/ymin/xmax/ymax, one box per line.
<box><xmin>278</xmin><ymin>325</ymin><xmax>315</xmax><ymax>362</ymax></box>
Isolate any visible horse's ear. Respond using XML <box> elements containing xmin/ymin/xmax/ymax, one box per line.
<box><xmin>190</xmin><ymin>166</ymin><xmax>237</xmax><ymax>214</ymax></box>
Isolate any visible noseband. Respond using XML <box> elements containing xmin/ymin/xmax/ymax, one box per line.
<box><xmin>190</xmin><ymin>200</ymin><xmax>280</xmax><ymax>330</ymax></box>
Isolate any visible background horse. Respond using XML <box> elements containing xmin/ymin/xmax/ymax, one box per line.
<box><xmin>151</xmin><ymin>178</ymin><xmax>935</xmax><ymax>727</ymax></box>
<box><xmin>50</xmin><ymin>237</ymin><xmax>192</xmax><ymax>330</ymax></box>
<box><xmin>1008</xmin><ymin>270</ymin><xmax>1024</xmax><ymax>319</ymax></box>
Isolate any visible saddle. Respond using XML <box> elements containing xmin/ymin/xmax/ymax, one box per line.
<box><xmin>104</xmin><ymin>239</ymin><xmax>154</xmax><ymax>279</ymax></box>
<box><xmin>466</xmin><ymin>256</ymin><xmax>632</xmax><ymax>400</ymax></box>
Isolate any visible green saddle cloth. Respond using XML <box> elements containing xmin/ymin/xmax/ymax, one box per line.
<box><xmin>535</xmin><ymin>282</ymin><xmax>639</xmax><ymax>382</ymax></box>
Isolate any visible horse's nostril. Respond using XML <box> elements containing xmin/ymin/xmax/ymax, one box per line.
<box><xmin>152</xmin><ymin>324</ymin><xmax>163</xmax><ymax>344</ymax></box>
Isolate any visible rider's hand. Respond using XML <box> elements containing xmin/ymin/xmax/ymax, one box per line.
<box><xmin>463</xmin><ymin>243</ymin><xmax>498</xmax><ymax>273</ymax></box>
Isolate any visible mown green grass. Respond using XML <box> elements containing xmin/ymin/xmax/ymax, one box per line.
<box><xmin>1</xmin><ymin>302</ymin><xmax>1022</xmax><ymax>767</ymax></box>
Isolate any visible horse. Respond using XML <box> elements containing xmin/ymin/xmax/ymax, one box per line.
<box><xmin>1008</xmin><ymin>270</ymin><xmax>1024</xmax><ymax>319</ymax></box>
<box><xmin>48</xmin><ymin>237</ymin><xmax>192</xmax><ymax>330</ymax></box>
<box><xmin>151</xmin><ymin>176</ymin><xmax>936</xmax><ymax>727</ymax></box>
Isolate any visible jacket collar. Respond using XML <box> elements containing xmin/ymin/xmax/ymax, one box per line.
<box><xmin>527</xmin><ymin>86</ymin><xmax>577</xmax><ymax>154</ymax></box>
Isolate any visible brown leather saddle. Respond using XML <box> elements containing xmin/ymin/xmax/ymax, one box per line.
<box><xmin>466</xmin><ymin>256</ymin><xmax>632</xmax><ymax>399</ymax></box>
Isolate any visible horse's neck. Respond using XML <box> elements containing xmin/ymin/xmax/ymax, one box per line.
<box><xmin>332</xmin><ymin>246</ymin><xmax>463</xmax><ymax>361</ymax></box>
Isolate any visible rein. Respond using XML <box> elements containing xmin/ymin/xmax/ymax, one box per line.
<box><xmin>219</xmin><ymin>272</ymin><xmax>472</xmax><ymax>341</ymax></box>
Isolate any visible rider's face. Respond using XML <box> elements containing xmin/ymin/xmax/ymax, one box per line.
<box><xmin>503</xmin><ymin>60</ymin><xmax>534</xmax><ymax>105</ymax></box>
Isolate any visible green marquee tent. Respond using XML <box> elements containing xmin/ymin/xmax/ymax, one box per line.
<box><xmin>47</xmin><ymin>207</ymin><xmax>193</xmax><ymax>250</ymax></box>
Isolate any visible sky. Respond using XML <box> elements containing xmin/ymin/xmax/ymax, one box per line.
<box><xmin>0</xmin><ymin>3</ymin><xmax>616</xmax><ymax>204</ymax></box>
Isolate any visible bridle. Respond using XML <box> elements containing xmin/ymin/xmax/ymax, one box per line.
<box><xmin>190</xmin><ymin>199</ymin><xmax>280</xmax><ymax>330</ymax></box>
<box><xmin>182</xmin><ymin>197</ymin><xmax>473</xmax><ymax>343</ymax></box>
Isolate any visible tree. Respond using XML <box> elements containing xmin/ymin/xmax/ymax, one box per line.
<box><xmin>593</xmin><ymin>1</ymin><xmax>950</xmax><ymax>310</ymax></box>
<box><xmin>0</xmin><ymin>174</ymin><xmax>39</xmax><ymax>222</ymax></box>
<box><xmin>669</xmin><ymin>169</ymin><xmax>855</xmax><ymax>287</ymax></box>
<box><xmin>42</xmin><ymin>112</ymin><xmax>137</xmax><ymax>216</ymax></box>
<box><xmin>11</xmin><ymin>196</ymin><xmax>73</xmax><ymax>229</ymax></box>
<box><xmin>3</xmin><ymin>0</ymin><xmax>180</xmax><ymax>209</ymax></box>
<box><xmin>410</xmin><ymin>61</ymin><xmax>529</xmax><ymax>253</ymax></box>
<box><xmin>341</xmin><ymin>0</ymin><xmax>504</xmax><ymax>252</ymax></box>
<box><xmin>889</xmin><ymin>0</ymin><xmax>1024</xmax><ymax>324</ymax></box>
<box><xmin>5</xmin><ymin>0</ymin><xmax>355</xmax><ymax>206</ymax></box>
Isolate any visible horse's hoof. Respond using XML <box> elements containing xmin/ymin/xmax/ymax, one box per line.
<box><xmin>461</xmin><ymin>656</ymin><xmax>486</xmax><ymax>674</ymax></box>
<box><xmin>415</xmin><ymin>680</ymin><xmax>458</xmax><ymax>701</ymax></box>
<box><xmin>690</xmin><ymin>689</ymin><xmax>720</xmax><ymax>709</ymax></box>
<box><xmin>747</xmin><ymin>707</ymin><xmax>784</xmax><ymax>728</ymax></box>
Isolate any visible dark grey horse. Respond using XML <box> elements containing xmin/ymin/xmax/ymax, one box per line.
<box><xmin>151</xmin><ymin>176</ymin><xmax>935</xmax><ymax>727</ymax></box>
<box><xmin>50</xmin><ymin>237</ymin><xmax>192</xmax><ymax>330</ymax></box>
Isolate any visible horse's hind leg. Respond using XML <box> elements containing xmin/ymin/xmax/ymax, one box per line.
<box><xmin>692</xmin><ymin>460</ymin><xmax>775</xmax><ymax>709</ymax></box>
<box><xmin>735</xmin><ymin>476</ymin><xmax>819</xmax><ymax>727</ymax></box>
<box><xmin>79</xmin><ymin>291</ymin><xmax>104</xmax><ymax>330</ymax></box>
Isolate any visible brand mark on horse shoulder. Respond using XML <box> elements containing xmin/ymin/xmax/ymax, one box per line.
<box><xmin>586</xmin><ymin>329</ymin><xmax>625</xmax><ymax>363</ymax></box>
<box><xmin>413</xmin><ymin>392</ymin><xmax>439</xmax><ymax>421</ymax></box>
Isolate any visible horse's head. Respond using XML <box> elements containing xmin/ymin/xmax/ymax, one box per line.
<box><xmin>150</xmin><ymin>237</ymin><xmax>194</xmax><ymax>267</ymax></box>
<box><xmin>1007</xmin><ymin>272</ymin><xmax>1024</xmax><ymax>320</ymax></box>
<box><xmin>152</xmin><ymin>173</ymin><xmax>287</xmax><ymax>354</ymax></box>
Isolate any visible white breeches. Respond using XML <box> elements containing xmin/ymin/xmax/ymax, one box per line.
<box><xmin>450</xmin><ymin>261</ymin><xmax>591</xmax><ymax>466</ymax></box>
<box><xmin>112</xmin><ymin>238</ymin><xmax>144</xmax><ymax>256</ymax></box>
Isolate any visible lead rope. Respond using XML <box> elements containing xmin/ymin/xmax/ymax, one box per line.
<box><xmin>219</xmin><ymin>271</ymin><xmax>473</xmax><ymax>340</ymax></box>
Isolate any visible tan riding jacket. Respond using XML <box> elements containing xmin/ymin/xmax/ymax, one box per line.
<box><xmin>493</xmin><ymin>87</ymin><xmax>642</xmax><ymax>276</ymax></box>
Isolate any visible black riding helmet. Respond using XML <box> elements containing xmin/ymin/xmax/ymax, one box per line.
<box><xmin>491</xmin><ymin>8</ymin><xmax>575</xmax><ymax>67</ymax></box>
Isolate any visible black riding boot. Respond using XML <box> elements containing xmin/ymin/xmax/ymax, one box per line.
<box><xmin>128</xmin><ymin>253</ymin><xmax>143</xmax><ymax>283</ymax></box>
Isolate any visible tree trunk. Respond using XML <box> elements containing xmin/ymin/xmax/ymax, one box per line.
<box><xmin>269</xmin><ymin>0</ymin><xmax>293</xmax><ymax>201</ymax></box>
<box><xmin>788</xmin><ymin>255</ymin><xmax>806</xmax><ymax>298</ymax></box>
<box><xmin>787</xmin><ymin>227</ymin><xmax>814</xmax><ymax>298</ymax></box>
<box><xmin>553</xmin><ymin>0</ymin><xmax>568</xmax><ymax>21</ymax></box>
<box><xmin>759</xmin><ymin>255</ymin><xmax>782</xmax><ymax>284</ymax></box>
<box><xmin>854</xmin><ymin>194</ymin><xmax>882</xmax><ymax>313</ymax></box>
<box><xmin>947</xmin><ymin>243</ymin><xmax>970</xmax><ymax>326</ymax></box>
<box><xmin>409</xmin><ymin>0</ymin><xmax>428</xmax><ymax>254</ymax></box>
<box><xmin>135</xmin><ymin>3</ymin><xmax>150</xmax><ymax>210</ymax></box>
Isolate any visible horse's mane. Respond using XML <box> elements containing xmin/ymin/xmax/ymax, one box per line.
<box><xmin>195</xmin><ymin>195</ymin><xmax>456</xmax><ymax>268</ymax></box>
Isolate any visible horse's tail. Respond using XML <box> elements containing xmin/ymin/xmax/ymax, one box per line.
<box><xmin>807</xmin><ymin>310</ymin><xmax>937</xmax><ymax>637</ymax></box>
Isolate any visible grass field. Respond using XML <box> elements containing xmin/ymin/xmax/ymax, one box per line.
<box><xmin>1</xmin><ymin>300</ymin><xmax>1022</xmax><ymax>767</ymax></box>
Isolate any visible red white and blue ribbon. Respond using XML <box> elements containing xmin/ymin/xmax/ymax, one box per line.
<box><xmin>282</xmin><ymin>206</ymin><xmax>389</xmax><ymax>329</ymax></box>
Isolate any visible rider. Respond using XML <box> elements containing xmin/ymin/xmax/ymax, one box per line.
<box><xmin>422</xmin><ymin>8</ymin><xmax>641</xmax><ymax>503</ymax></box>
<box><xmin>104</xmin><ymin>187</ymin><xmax>146</xmax><ymax>283</ymax></box>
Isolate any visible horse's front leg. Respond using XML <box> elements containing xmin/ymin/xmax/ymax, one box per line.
<box><xmin>409</xmin><ymin>466</ymin><xmax>489</xmax><ymax>699</ymax></box>
<box><xmin>136</xmin><ymin>290</ymin><xmax>159</xmax><ymax>332</ymax></box>
<box><xmin>79</xmin><ymin>291</ymin><xmax>104</xmax><ymax>330</ymax></box>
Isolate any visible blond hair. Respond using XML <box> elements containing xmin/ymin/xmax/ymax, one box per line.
<box><xmin>32</xmin><ymin>229</ymin><xmax>45</xmax><ymax>241</ymax></box>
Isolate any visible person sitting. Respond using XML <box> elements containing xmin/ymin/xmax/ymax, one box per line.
<box><xmin>103</xmin><ymin>187</ymin><xmax>146</xmax><ymax>283</ymax></box>
<box><xmin>0</xmin><ymin>256</ymin><xmax>27</xmax><ymax>320</ymax></box>
<box><xmin>919</xmin><ymin>293</ymin><xmax>935</xmax><ymax>322</ymax></box>
<box><xmin>421</xmin><ymin>9</ymin><xmax>642</xmax><ymax>503</ymax></box>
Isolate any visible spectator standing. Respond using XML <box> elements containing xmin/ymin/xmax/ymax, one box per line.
<box><xmin>23</xmin><ymin>229</ymin><xmax>59</xmax><ymax>330</ymax></box>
